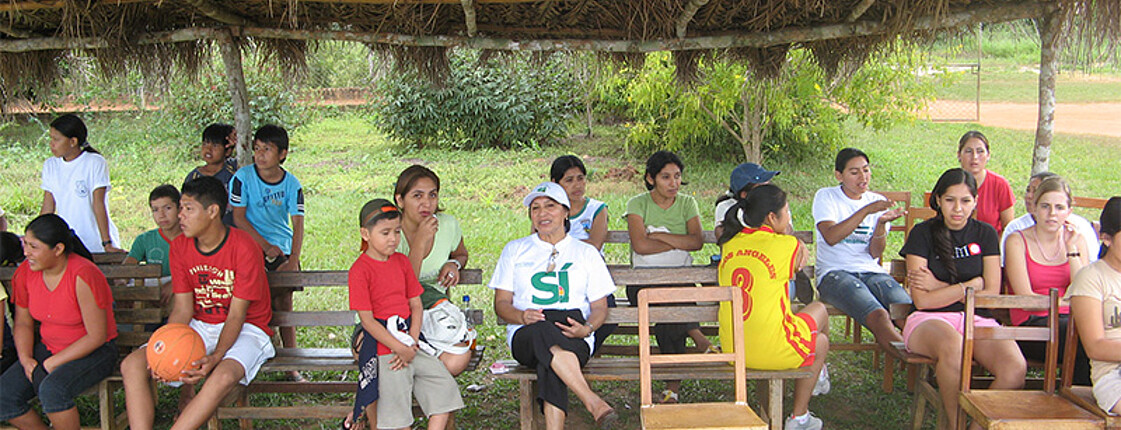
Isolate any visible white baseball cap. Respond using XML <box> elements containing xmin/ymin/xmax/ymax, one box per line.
<box><xmin>523</xmin><ymin>182</ymin><xmax>570</xmax><ymax>208</ymax></box>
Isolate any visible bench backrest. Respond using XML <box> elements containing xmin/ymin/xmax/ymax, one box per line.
<box><xmin>605</xmin><ymin>229</ymin><xmax>813</xmax><ymax>245</ymax></box>
<box><xmin>638</xmin><ymin>286</ymin><xmax>745</xmax><ymax>405</ymax></box>
<box><xmin>265</xmin><ymin>268</ymin><xmax>484</xmax><ymax>328</ymax></box>
<box><xmin>92</xmin><ymin>252</ymin><xmax>128</xmax><ymax>264</ymax></box>
<box><xmin>961</xmin><ymin>288</ymin><xmax>1059</xmax><ymax>393</ymax></box>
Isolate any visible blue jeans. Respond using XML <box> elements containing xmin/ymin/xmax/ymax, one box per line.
<box><xmin>817</xmin><ymin>271</ymin><xmax>911</xmax><ymax>328</ymax></box>
<box><xmin>0</xmin><ymin>341</ymin><xmax>117</xmax><ymax>419</ymax></box>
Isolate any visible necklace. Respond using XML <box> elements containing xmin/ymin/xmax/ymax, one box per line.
<box><xmin>1032</xmin><ymin>229</ymin><xmax>1065</xmax><ymax>262</ymax></box>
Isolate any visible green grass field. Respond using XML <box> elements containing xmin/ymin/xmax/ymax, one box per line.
<box><xmin>2</xmin><ymin>107</ymin><xmax>1119</xmax><ymax>429</ymax></box>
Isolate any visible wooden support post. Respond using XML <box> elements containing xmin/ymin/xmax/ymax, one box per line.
<box><xmin>217</xmin><ymin>30</ymin><xmax>253</xmax><ymax>168</ymax></box>
<box><xmin>461</xmin><ymin>0</ymin><xmax>477</xmax><ymax>37</ymax></box>
<box><xmin>675</xmin><ymin>0</ymin><xmax>710</xmax><ymax>39</ymax></box>
<box><xmin>1033</xmin><ymin>11</ymin><xmax>1060</xmax><ymax>176</ymax></box>
<box><xmin>847</xmin><ymin>0</ymin><xmax>876</xmax><ymax>22</ymax></box>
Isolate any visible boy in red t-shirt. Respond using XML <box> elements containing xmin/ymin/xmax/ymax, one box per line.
<box><xmin>120</xmin><ymin>176</ymin><xmax>275</xmax><ymax>430</ymax></box>
<box><xmin>346</xmin><ymin>199</ymin><xmax>462</xmax><ymax>430</ymax></box>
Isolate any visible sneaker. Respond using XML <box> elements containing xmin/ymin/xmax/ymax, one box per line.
<box><xmin>784</xmin><ymin>412</ymin><xmax>823</xmax><ymax>430</ymax></box>
<box><xmin>812</xmin><ymin>364</ymin><xmax>830</xmax><ymax>396</ymax></box>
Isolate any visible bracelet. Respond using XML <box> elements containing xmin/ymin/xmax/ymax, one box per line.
<box><xmin>872</xmin><ymin>230</ymin><xmax>887</xmax><ymax>239</ymax></box>
<box><xmin>1067</xmin><ymin>252</ymin><xmax>1082</xmax><ymax>258</ymax></box>
<box><xmin>446</xmin><ymin>259</ymin><xmax>462</xmax><ymax>270</ymax></box>
<box><xmin>101</xmin><ymin>240</ymin><xmax>113</xmax><ymax>247</ymax></box>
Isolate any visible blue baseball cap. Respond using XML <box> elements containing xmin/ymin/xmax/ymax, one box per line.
<box><xmin>730</xmin><ymin>163</ymin><xmax>779</xmax><ymax>192</ymax></box>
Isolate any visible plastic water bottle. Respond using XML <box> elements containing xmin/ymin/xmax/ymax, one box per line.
<box><xmin>462</xmin><ymin>295</ymin><xmax>481</xmax><ymax>327</ymax></box>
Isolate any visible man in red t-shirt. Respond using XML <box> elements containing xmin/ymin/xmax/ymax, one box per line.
<box><xmin>120</xmin><ymin>176</ymin><xmax>275</xmax><ymax>430</ymax></box>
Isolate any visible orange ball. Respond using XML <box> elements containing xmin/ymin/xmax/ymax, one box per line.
<box><xmin>146</xmin><ymin>323</ymin><xmax>206</xmax><ymax>382</ymax></box>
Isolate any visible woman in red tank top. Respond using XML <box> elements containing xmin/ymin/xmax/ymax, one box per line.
<box><xmin>1004</xmin><ymin>176</ymin><xmax>1090</xmax><ymax>384</ymax></box>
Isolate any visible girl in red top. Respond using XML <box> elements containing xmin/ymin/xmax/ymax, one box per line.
<box><xmin>1004</xmin><ymin>176</ymin><xmax>1091</xmax><ymax>384</ymax></box>
<box><xmin>957</xmin><ymin>130</ymin><xmax>1015</xmax><ymax>235</ymax></box>
<box><xmin>0</xmin><ymin>214</ymin><xmax>118</xmax><ymax>430</ymax></box>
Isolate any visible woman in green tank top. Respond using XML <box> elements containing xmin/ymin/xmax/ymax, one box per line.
<box><xmin>394</xmin><ymin>165</ymin><xmax>472</xmax><ymax>376</ymax></box>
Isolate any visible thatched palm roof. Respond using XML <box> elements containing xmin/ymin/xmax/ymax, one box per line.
<box><xmin>0</xmin><ymin>0</ymin><xmax>1118</xmax><ymax>92</ymax></box>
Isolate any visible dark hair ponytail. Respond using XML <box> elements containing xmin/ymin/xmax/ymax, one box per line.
<box><xmin>717</xmin><ymin>184</ymin><xmax>787</xmax><ymax>246</ymax></box>
<box><xmin>50</xmin><ymin>114</ymin><xmax>99</xmax><ymax>155</ymax></box>
<box><xmin>25</xmin><ymin>214</ymin><xmax>94</xmax><ymax>262</ymax></box>
<box><xmin>1099</xmin><ymin>197</ymin><xmax>1121</xmax><ymax>259</ymax></box>
<box><xmin>927</xmin><ymin>168</ymin><xmax>978</xmax><ymax>282</ymax></box>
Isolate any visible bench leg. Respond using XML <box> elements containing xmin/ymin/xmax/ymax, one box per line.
<box><xmin>756</xmin><ymin>379</ymin><xmax>783</xmax><ymax>430</ymax></box>
<box><xmin>882</xmin><ymin>353</ymin><xmax>895</xmax><ymax>394</ymax></box>
<box><xmin>98</xmin><ymin>380</ymin><xmax>113</xmax><ymax>430</ymax></box>
<box><xmin>237</xmin><ymin>389</ymin><xmax>252</xmax><ymax>430</ymax></box>
<box><xmin>519</xmin><ymin>380</ymin><xmax>535</xmax><ymax>430</ymax></box>
<box><xmin>208</xmin><ymin>414</ymin><xmax>221</xmax><ymax>430</ymax></box>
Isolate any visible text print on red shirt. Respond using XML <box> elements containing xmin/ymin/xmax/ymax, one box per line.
<box><xmin>189</xmin><ymin>264</ymin><xmax>235</xmax><ymax>316</ymax></box>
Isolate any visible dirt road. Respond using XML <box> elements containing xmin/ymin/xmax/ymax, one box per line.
<box><xmin>928</xmin><ymin>100</ymin><xmax>1121</xmax><ymax>137</ymax></box>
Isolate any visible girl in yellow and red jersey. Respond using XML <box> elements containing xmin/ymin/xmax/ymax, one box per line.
<box><xmin>716</xmin><ymin>184</ymin><xmax>830</xmax><ymax>430</ymax></box>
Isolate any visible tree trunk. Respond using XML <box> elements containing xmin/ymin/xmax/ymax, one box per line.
<box><xmin>1033</xmin><ymin>10</ymin><xmax>1059</xmax><ymax>176</ymax></box>
<box><xmin>218</xmin><ymin>30</ymin><xmax>253</xmax><ymax>168</ymax></box>
<box><xmin>741</xmin><ymin>83</ymin><xmax>766</xmax><ymax>163</ymax></box>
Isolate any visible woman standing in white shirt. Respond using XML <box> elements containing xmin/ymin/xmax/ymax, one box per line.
<box><xmin>38</xmin><ymin>114</ymin><xmax>121</xmax><ymax>253</ymax></box>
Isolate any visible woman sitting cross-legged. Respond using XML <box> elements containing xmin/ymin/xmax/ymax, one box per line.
<box><xmin>716</xmin><ymin>184</ymin><xmax>829</xmax><ymax>430</ymax></box>
<box><xmin>491</xmin><ymin>182</ymin><xmax>617</xmax><ymax>429</ymax></box>
<box><xmin>900</xmin><ymin>168</ymin><xmax>1026</xmax><ymax>430</ymax></box>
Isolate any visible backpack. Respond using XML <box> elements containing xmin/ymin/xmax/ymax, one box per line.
<box><xmin>421</xmin><ymin>300</ymin><xmax>476</xmax><ymax>355</ymax></box>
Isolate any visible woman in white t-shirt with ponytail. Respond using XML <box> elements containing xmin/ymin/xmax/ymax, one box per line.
<box><xmin>39</xmin><ymin>114</ymin><xmax>121</xmax><ymax>253</ymax></box>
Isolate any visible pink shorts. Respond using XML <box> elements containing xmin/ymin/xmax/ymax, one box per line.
<box><xmin>902</xmin><ymin>311</ymin><xmax>1001</xmax><ymax>352</ymax></box>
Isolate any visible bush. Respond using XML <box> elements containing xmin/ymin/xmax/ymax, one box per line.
<box><xmin>619</xmin><ymin>47</ymin><xmax>941</xmax><ymax>162</ymax></box>
<box><xmin>374</xmin><ymin>51</ymin><xmax>578</xmax><ymax>150</ymax></box>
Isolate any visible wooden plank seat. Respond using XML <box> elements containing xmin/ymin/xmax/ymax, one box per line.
<box><xmin>208</xmin><ymin>268</ymin><xmax>486</xmax><ymax>429</ymax></box>
<box><xmin>493</xmin><ymin>300</ymin><xmax>813</xmax><ymax>430</ymax></box>
<box><xmin>0</xmin><ymin>263</ymin><xmax>165</xmax><ymax>430</ymax></box>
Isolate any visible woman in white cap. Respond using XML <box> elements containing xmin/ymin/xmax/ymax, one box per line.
<box><xmin>490</xmin><ymin>182</ymin><xmax>617</xmax><ymax>429</ymax></box>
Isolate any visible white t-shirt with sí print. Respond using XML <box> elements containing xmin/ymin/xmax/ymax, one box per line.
<box><xmin>41</xmin><ymin>151</ymin><xmax>120</xmax><ymax>252</ymax></box>
<box><xmin>812</xmin><ymin>186</ymin><xmax>889</xmax><ymax>283</ymax></box>
<box><xmin>489</xmin><ymin>234</ymin><xmax>616</xmax><ymax>352</ymax></box>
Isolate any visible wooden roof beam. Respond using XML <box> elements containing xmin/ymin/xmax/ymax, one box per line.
<box><xmin>676</xmin><ymin>0</ymin><xmax>710</xmax><ymax>39</ymax></box>
<box><xmin>0</xmin><ymin>22</ymin><xmax>33</xmax><ymax>38</ymax></box>
<box><xmin>0</xmin><ymin>0</ymin><xmax>156</xmax><ymax>13</ymax></box>
<box><xmin>0</xmin><ymin>1</ymin><xmax>1054</xmax><ymax>53</ymax></box>
<box><xmin>184</xmin><ymin>0</ymin><xmax>253</xmax><ymax>26</ymax></box>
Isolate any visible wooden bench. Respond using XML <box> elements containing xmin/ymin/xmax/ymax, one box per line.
<box><xmin>209</xmin><ymin>268</ymin><xmax>486</xmax><ymax>429</ymax></box>
<box><xmin>493</xmin><ymin>302</ymin><xmax>813</xmax><ymax>430</ymax></box>
<box><xmin>0</xmin><ymin>263</ymin><xmax>165</xmax><ymax>430</ymax></box>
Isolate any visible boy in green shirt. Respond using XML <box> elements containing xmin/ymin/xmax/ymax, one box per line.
<box><xmin>123</xmin><ymin>184</ymin><xmax>182</xmax><ymax>303</ymax></box>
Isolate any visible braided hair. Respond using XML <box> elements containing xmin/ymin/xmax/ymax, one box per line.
<box><xmin>927</xmin><ymin>168</ymin><xmax>978</xmax><ymax>283</ymax></box>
